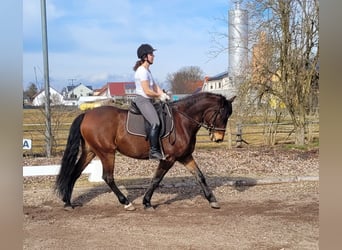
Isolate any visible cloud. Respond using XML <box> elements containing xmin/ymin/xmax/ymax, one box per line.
<box><xmin>23</xmin><ymin>0</ymin><xmax>230</xmax><ymax>92</ymax></box>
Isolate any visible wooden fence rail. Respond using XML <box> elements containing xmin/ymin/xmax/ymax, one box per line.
<box><xmin>23</xmin><ymin>121</ymin><xmax>319</xmax><ymax>157</ymax></box>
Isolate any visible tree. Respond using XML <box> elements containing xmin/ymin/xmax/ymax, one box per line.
<box><xmin>248</xmin><ymin>0</ymin><xmax>319</xmax><ymax>145</ymax></box>
<box><xmin>210</xmin><ymin>0</ymin><xmax>319</xmax><ymax>146</ymax></box>
<box><xmin>167</xmin><ymin>66</ymin><xmax>204</xmax><ymax>94</ymax></box>
<box><xmin>24</xmin><ymin>82</ymin><xmax>38</xmax><ymax>102</ymax></box>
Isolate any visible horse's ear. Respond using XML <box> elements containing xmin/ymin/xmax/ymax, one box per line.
<box><xmin>228</xmin><ymin>96</ymin><xmax>236</xmax><ymax>103</ymax></box>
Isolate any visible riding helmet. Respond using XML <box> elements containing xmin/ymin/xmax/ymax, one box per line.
<box><xmin>137</xmin><ymin>44</ymin><xmax>156</xmax><ymax>59</ymax></box>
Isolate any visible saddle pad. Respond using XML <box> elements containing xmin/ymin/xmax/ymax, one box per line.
<box><xmin>126</xmin><ymin>104</ymin><xmax>174</xmax><ymax>138</ymax></box>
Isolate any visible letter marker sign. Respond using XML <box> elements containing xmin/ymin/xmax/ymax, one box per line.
<box><xmin>23</xmin><ymin>139</ymin><xmax>32</xmax><ymax>150</ymax></box>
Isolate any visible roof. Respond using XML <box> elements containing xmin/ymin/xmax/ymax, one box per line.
<box><xmin>93</xmin><ymin>85</ymin><xmax>107</xmax><ymax>96</ymax></box>
<box><xmin>104</xmin><ymin>82</ymin><xmax>135</xmax><ymax>96</ymax></box>
<box><xmin>65</xmin><ymin>83</ymin><xmax>93</xmax><ymax>92</ymax></box>
<box><xmin>193</xmin><ymin>80</ymin><xmax>204</xmax><ymax>88</ymax></box>
<box><xmin>193</xmin><ymin>86</ymin><xmax>202</xmax><ymax>94</ymax></box>
<box><xmin>32</xmin><ymin>86</ymin><xmax>61</xmax><ymax>99</ymax></box>
<box><xmin>206</xmin><ymin>71</ymin><xmax>229</xmax><ymax>81</ymax></box>
<box><xmin>125</xmin><ymin>83</ymin><xmax>135</xmax><ymax>89</ymax></box>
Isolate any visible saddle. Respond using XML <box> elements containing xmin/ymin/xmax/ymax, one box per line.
<box><xmin>126</xmin><ymin>101</ymin><xmax>174</xmax><ymax>139</ymax></box>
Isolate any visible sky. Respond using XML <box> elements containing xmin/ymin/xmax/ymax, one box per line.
<box><xmin>23</xmin><ymin>0</ymin><xmax>232</xmax><ymax>92</ymax></box>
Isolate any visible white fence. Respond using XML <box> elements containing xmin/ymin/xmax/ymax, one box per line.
<box><xmin>23</xmin><ymin>159</ymin><xmax>104</xmax><ymax>182</ymax></box>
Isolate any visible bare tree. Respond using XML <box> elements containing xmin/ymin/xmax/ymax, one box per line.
<box><xmin>24</xmin><ymin>83</ymin><xmax>39</xmax><ymax>102</ymax></box>
<box><xmin>167</xmin><ymin>66</ymin><xmax>204</xmax><ymax>94</ymax></box>
<box><xmin>210</xmin><ymin>0</ymin><xmax>319</xmax><ymax>146</ymax></box>
<box><xmin>247</xmin><ymin>0</ymin><xmax>319</xmax><ymax>145</ymax></box>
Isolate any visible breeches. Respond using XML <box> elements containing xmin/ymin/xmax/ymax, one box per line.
<box><xmin>134</xmin><ymin>95</ymin><xmax>160</xmax><ymax>127</ymax></box>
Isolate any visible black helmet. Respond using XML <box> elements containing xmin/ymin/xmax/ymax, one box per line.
<box><xmin>137</xmin><ymin>44</ymin><xmax>156</xmax><ymax>59</ymax></box>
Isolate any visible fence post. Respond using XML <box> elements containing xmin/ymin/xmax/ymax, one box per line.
<box><xmin>235</xmin><ymin>122</ymin><xmax>249</xmax><ymax>147</ymax></box>
<box><xmin>307</xmin><ymin>120</ymin><xmax>312</xmax><ymax>143</ymax></box>
<box><xmin>227</xmin><ymin>123</ymin><xmax>232</xmax><ymax>149</ymax></box>
<box><xmin>236</xmin><ymin>123</ymin><xmax>242</xmax><ymax>148</ymax></box>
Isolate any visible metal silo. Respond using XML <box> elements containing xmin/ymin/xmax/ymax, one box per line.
<box><xmin>228</xmin><ymin>1</ymin><xmax>248</xmax><ymax>84</ymax></box>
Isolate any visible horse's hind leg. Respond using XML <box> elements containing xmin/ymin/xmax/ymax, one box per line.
<box><xmin>99</xmin><ymin>153</ymin><xmax>135</xmax><ymax>211</ymax></box>
<box><xmin>180</xmin><ymin>155</ymin><xmax>220</xmax><ymax>209</ymax></box>
<box><xmin>65</xmin><ymin>150</ymin><xmax>96</xmax><ymax>208</ymax></box>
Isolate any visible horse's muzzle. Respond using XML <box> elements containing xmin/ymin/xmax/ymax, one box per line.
<box><xmin>210</xmin><ymin>132</ymin><xmax>225</xmax><ymax>142</ymax></box>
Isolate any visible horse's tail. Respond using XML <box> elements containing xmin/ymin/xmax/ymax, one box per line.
<box><xmin>55</xmin><ymin>113</ymin><xmax>85</xmax><ymax>204</ymax></box>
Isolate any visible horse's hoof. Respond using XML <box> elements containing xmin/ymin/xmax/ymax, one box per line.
<box><xmin>210</xmin><ymin>202</ymin><xmax>220</xmax><ymax>209</ymax></box>
<box><xmin>63</xmin><ymin>205</ymin><xmax>74</xmax><ymax>211</ymax></box>
<box><xmin>144</xmin><ymin>205</ymin><xmax>155</xmax><ymax>212</ymax></box>
<box><xmin>63</xmin><ymin>202</ymin><xmax>82</xmax><ymax>210</ymax></box>
<box><xmin>63</xmin><ymin>203</ymin><xmax>75</xmax><ymax>211</ymax></box>
<box><xmin>145</xmin><ymin>207</ymin><xmax>155</xmax><ymax>212</ymax></box>
<box><xmin>124</xmin><ymin>203</ymin><xmax>136</xmax><ymax>211</ymax></box>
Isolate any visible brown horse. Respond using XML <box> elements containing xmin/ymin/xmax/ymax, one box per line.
<box><xmin>55</xmin><ymin>92</ymin><xmax>235</xmax><ymax>211</ymax></box>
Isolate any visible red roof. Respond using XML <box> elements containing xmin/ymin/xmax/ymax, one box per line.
<box><xmin>108</xmin><ymin>82</ymin><xmax>126</xmax><ymax>96</ymax></box>
<box><xmin>93</xmin><ymin>85</ymin><xmax>107</xmax><ymax>96</ymax></box>
<box><xmin>193</xmin><ymin>80</ymin><xmax>204</xmax><ymax>89</ymax></box>
<box><xmin>98</xmin><ymin>82</ymin><xmax>135</xmax><ymax>97</ymax></box>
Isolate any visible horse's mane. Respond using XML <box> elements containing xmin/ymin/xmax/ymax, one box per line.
<box><xmin>170</xmin><ymin>92</ymin><xmax>232</xmax><ymax>119</ymax></box>
<box><xmin>170</xmin><ymin>92</ymin><xmax>225</xmax><ymax>108</ymax></box>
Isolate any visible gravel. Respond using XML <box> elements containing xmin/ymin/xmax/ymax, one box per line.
<box><xmin>23</xmin><ymin>146</ymin><xmax>319</xmax><ymax>181</ymax></box>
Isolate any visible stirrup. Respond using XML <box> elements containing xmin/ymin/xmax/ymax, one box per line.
<box><xmin>149</xmin><ymin>151</ymin><xmax>165</xmax><ymax>160</ymax></box>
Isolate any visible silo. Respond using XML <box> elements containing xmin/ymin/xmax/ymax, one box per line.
<box><xmin>228</xmin><ymin>1</ymin><xmax>248</xmax><ymax>84</ymax></box>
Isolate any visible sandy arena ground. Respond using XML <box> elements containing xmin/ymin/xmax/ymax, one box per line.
<box><xmin>23</xmin><ymin>147</ymin><xmax>319</xmax><ymax>250</ymax></box>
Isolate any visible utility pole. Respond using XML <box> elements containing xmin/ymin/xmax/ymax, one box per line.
<box><xmin>68</xmin><ymin>78</ymin><xmax>77</xmax><ymax>86</ymax></box>
<box><xmin>68</xmin><ymin>79</ymin><xmax>77</xmax><ymax>99</ymax></box>
<box><xmin>34</xmin><ymin>66</ymin><xmax>38</xmax><ymax>88</ymax></box>
<box><xmin>40</xmin><ymin>0</ymin><xmax>52</xmax><ymax>157</ymax></box>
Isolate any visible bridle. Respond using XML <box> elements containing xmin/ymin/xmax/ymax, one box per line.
<box><xmin>173</xmin><ymin>107</ymin><xmax>227</xmax><ymax>133</ymax></box>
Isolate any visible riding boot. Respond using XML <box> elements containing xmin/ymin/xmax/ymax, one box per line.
<box><xmin>149</xmin><ymin>124</ymin><xmax>164</xmax><ymax>160</ymax></box>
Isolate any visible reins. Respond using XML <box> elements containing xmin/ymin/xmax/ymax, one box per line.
<box><xmin>172</xmin><ymin>107</ymin><xmax>226</xmax><ymax>132</ymax></box>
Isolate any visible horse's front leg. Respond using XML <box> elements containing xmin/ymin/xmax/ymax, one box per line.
<box><xmin>180</xmin><ymin>155</ymin><xmax>220</xmax><ymax>209</ymax></box>
<box><xmin>143</xmin><ymin>160</ymin><xmax>174</xmax><ymax>210</ymax></box>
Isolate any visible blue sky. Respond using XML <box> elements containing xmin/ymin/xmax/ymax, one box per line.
<box><xmin>23</xmin><ymin>0</ymin><xmax>232</xmax><ymax>92</ymax></box>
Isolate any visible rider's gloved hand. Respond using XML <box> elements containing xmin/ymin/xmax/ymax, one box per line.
<box><xmin>159</xmin><ymin>92</ymin><xmax>170</xmax><ymax>102</ymax></box>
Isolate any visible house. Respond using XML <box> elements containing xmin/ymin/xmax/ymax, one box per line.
<box><xmin>93</xmin><ymin>85</ymin><xmax>107</xmax><ymax>96</ymax></box>
<box><xmin>97</xmin><ymin>82</ymin><xmax>136</xmax><ymax>103</ymax></box>
<box><xmin>202</xmin><ymin>71</ymin><xmax>236</xmax><ymax>99</ymax></box>
<box><xmin>62</xmin><ymin>83</ymin><xmax>93</xmax><ymax>99</ymax></box>
<box><xmin>171</xmin><ymin>80</ymin><xmax>204</xmax><ymax>101</ymax></box>
<box><xmin>32</xmin><ymin>87</ymin><xmax>64</xmax><ymax>106</ymax></box>
<box><xmin>191</xmin><ymin>80</ymin><xmax>204</xmax><ymax>93</ymax></box>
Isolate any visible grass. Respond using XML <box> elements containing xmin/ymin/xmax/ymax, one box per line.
<box><xmin>23</xmin><ymin>107</ymin><xmax>82</xmax><ymax>156</ymax></box>
<box><xmin>280</xmin><ymin>138</ymin><xmax>319</xmax><ymax>151</ymax></box>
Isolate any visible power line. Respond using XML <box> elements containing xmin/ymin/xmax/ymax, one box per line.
<box><xmin>68</xmin><ymin>78</ymin><xmax>77</xmax><ymax>86</ymax></box>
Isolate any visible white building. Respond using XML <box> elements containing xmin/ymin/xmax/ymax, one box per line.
<box><xmin>202</xmin><ymin>71</ymin><xmax>236</xmax><ymax>99</ymax></box>
<box><xmin>62</xmin><ymin>83</ymin><xmax>93</xmax><ymax>99</ymax></box>
<box><xmin>32</xmin><ymin>87</ymin><xmax>64</xmax><ymax>106</ymax></box>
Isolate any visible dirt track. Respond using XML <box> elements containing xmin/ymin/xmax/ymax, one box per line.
<box><xmin>23</xmin><ymin>147</ymin><xmax>319</xmax><ymax>249</ymax></box>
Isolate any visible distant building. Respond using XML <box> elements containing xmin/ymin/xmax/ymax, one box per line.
<box><xmin>97</xmin><ymin>82</ymin><xmax>136</xmax><ymax>103</ymax></box>
<box><xmin>32</xmin><ymin>87</ymin><xmax>64</xmax><ymax>106</ymax></box>
<box><xmin>62</xmin><ymin>83</ymin><xmax>93</xmax><ymax>99</ymax></box>
<box><xmin>78</xmin><ymin>96</ymin><xmax>109</xmax><ymax>105</ymax></box>
<box><xmin>191</xmin><ymin>80</ymin><xmax>204</xmax><ymax>94</ymax></box>
<box><xmin>202</xmin><ymin>71</ymin><xmax>236</xmax><ymax>99</ymax></box>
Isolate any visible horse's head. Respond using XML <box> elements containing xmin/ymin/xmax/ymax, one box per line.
<box><xmin>202</xmin><ymin>94</ymin><xmax>236</xmax><ymax>142</ymax></box>
<box><xmin>172</xmin><ymin>92</ymin><xmax>236</xmax><ymax>142</ymax></box>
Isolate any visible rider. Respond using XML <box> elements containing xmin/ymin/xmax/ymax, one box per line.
<box><xmin>133</xmin><ymin>43</ymin><xmax>170</xmax><ymax>160</ymax></box>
